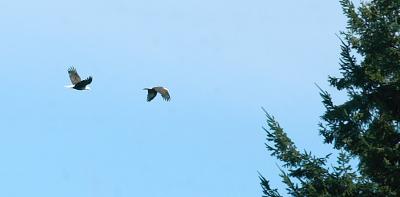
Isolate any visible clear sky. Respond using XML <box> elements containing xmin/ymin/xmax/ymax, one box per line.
<box><xmin>0</xmin><ymin>0</ymin><xmax>348</xmax><ymax>196</ymax></box>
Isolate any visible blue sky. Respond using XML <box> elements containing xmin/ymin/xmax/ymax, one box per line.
<box><xmin>0</xmin><ymin>0</ymin><xmax>348</xmax><ymax>196</ymax></box>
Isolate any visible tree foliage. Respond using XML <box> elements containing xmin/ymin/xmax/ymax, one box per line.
<box><xmin>260</xmin><ymin>0</ymin><xmax>400</xmax><ymax>196</ymax></box>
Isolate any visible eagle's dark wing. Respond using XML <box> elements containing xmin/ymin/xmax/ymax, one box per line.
<box><xmin>147</xmin><ymin>89</ymin><xmax>157</xmax><ymax>102</ymax></box>
<box><xmin>74</xmin><ymin>76</ymin><xmax>92</xmax><ymax>89</ymax></box>
<box><xmin>154</xmin><ymin>87</ymin><xmax>170</xmax><ymax>101</ymax></box>
<box><xmin>81</xmin><ymin>76</ymin><xmax>92</xmax><ymax>86</ymax></box>
<box><xmin>68</xmin><ymin>67</ymin><xmax>81</xmax><ymax>85</ymax></box>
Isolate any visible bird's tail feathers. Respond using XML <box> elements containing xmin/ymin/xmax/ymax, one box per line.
<box><xmin>64</xmin><ymin>85</ymin><xmax>74</xmax><ymax>88</ymax></box>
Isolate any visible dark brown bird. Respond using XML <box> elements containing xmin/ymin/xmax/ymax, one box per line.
<box><xmin>65</xmin><ymin>67</ymin><xmax>93</xmax><ymax>90</ymax></box>
<box><xmin>143</xmin><ymin>87</ymin><xmax>171</xmax><ymax>102</ymax></box>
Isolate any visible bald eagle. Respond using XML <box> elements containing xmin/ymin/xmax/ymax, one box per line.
<box><xmin>143</xmin><ymin>87</ymin><xmax>171</xmax><ymax>102</ymax></box>
<box><xmin>65</xmin><ymin>67</ymin><xmax>93</xmax><ymax>90</ymax></box>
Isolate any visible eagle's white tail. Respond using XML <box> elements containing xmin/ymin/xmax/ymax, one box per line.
<box><xmin>64</xmin><ymin>85</ymin><xmax>74</xmax><ymax>88</ymax></box>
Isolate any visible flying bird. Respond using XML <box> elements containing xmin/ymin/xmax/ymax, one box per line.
<box><xmin>143</xmin><ymin>87</ymin><xmax>171</xmax><ymax>102</ymax></box>
<box><xmin>65</xmin><ymin>67</ymin><xmax>93</xmax><ymax>90</ymax></box>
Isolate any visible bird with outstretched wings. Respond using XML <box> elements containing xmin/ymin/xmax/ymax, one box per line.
<box><xmin>65</xmin><ymin>67</ymin><xmax>93</xmax><ymax>90</ymax></box>
<box><xmin>143</xmin><ymin>87</ymin><xmax>171</xmax><ymax>102</ymax></box>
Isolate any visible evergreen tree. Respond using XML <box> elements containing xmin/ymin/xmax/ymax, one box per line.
<box><xmin>260</xmin><ymin>0</ymin><xmax>400</xmax><ymax>196</ymax></box>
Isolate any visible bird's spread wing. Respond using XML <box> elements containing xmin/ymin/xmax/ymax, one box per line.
<box><xmin>79</xmin><ymin>76</ymin><xmax>93</xmax><ymax>87</ymax></box>
<box><xmin>68</xmin><ymin>67</ymin><xmax>81</xmax><ymax>85</ymax></box>
<box><xmin>154</xmin><ymin>87</ymin><xmax>170</xmax><ymax>101</ymax></box>
<box><xmin>147</xmin><ymin>89</ymin><xmax>157</xmax><ymax>102</ymax></box>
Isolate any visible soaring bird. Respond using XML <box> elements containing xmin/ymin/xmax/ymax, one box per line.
<box><xmin>65</xmin><ymin>67</ymin><xmax>93</xmax><ymax>90</ymax></box>
<box><xmin>143</xmin><ymin>87</ymin><xmax>171</xmax><ymax>102</ymax></box>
